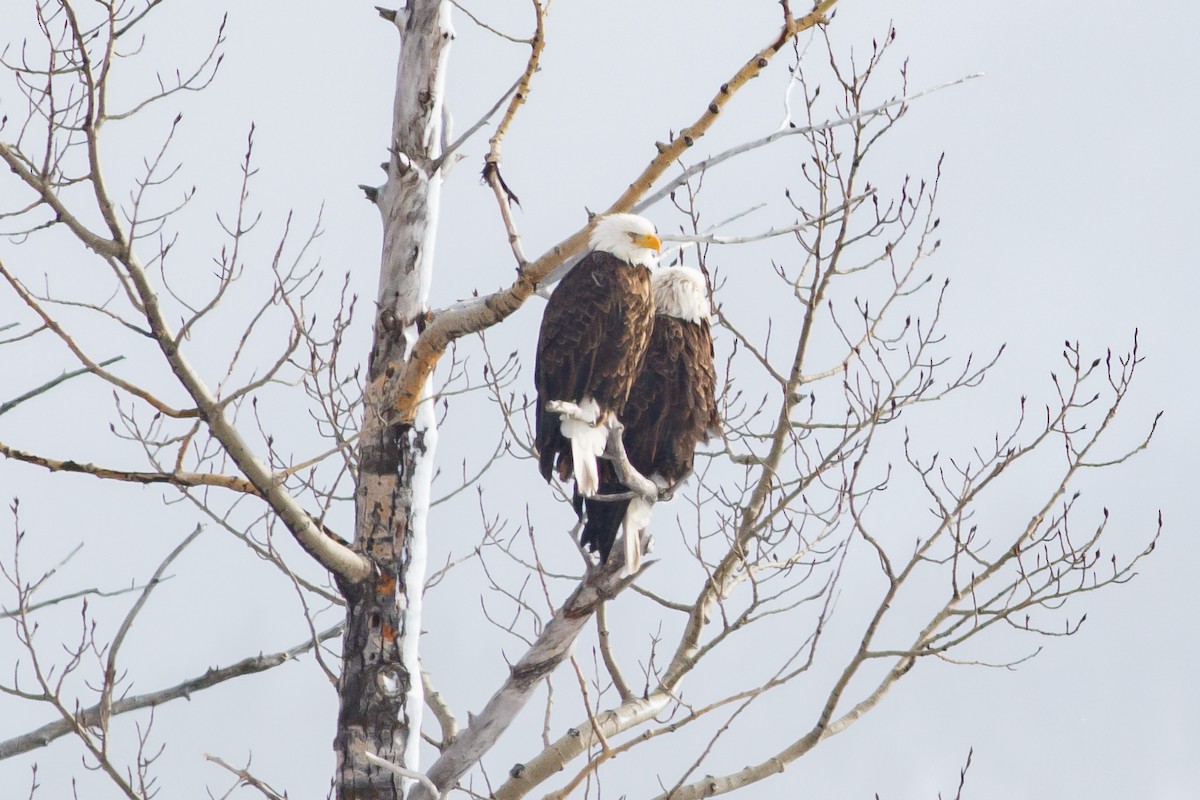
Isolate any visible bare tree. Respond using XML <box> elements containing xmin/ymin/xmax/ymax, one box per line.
<box><xmin>0</xmin><ymin>2</ymin><xmax>1159</xmax><ymax>800</ymax></box>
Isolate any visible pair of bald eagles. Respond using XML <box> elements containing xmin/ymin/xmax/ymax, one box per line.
<box><xmin>535</xmin><ymin>213</ymin><xmax>719</xmax><ymax>572</ymax></box>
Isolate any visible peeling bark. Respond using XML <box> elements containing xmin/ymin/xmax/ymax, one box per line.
<box><xmin>337</xmin><ymin>3</ymin><xmax>841</xmax><ymax>797</ymax></box>
<box><xmin>336</xmin><ymin>2</ymin><xmax>451</xmax><ymax>798</ymax></box>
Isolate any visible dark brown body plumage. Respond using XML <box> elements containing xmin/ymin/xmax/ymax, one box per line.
<box><xmin>580</xmin><ymin>313</ymin><xmax>720</xmax><ymax>562</ymax></box>
<box><xmin>535</xmin><ymin>249</ymin><xmax>654</xmax><ymax>485</ymax></box>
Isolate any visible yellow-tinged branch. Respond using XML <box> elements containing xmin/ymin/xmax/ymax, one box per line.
<box><xmin>388</xmin><ymin>1</ymin><xmax>839</xmax><ymax>422</ymax></box>
<box><xmin>487</xmin><ymin>0</ymin><xmax>546</xmax><ymax>159</ymax></box>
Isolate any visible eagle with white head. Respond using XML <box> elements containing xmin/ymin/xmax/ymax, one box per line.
<box><xmin>534</xmin><ymin>213</ymin><xmax>662</xmax><ymax>500</ymax></box>
<box><xmin>579</xmin><ymin>265</ymin><xmax>720</xmax><ymax>571</ymax></box>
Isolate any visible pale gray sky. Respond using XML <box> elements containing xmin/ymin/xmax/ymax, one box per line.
<box><xmin>1</xmin><ymin>2</ymin><xmax>1194</xmax><ymax>798</ymax></box>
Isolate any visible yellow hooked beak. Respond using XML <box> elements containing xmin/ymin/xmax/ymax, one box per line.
<box><xmin>633</xmin><ymin>232</ymin><xmax>662</xmax><ymax>253</ymax></box>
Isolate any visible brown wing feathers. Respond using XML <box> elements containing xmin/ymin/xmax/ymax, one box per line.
<box><xmin>534</xmin><ymin>249</ymin><xmax>653</xmax><ymax>485</ymax></box>
<box><xmin>580</xmin><ymin>315</ymin><xmax>719</xmax><ymax>563</ymax></box>
<box><xmin>625</xmin><ymin>316</ymin><xmax>719</xmax><ymax>477</ymax></box>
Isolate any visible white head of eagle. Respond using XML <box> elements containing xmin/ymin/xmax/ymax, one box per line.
<box><xmin>653</xmin><ymin>266</ymin><xmax>711</xmax><ymax>323</ymax></box>
<box><xmin>589</xmin><ymin>213</ymin><xmax>662</xmax><ymax>269</ymax></box>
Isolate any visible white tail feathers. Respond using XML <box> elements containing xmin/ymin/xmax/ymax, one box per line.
<box><xmin>623</xmin><ymin>496</ymin><xmax>653</xmax><ymax>573</ymax></box>
<box><xmin>559</xmin><ymin>397</ymin><xmax>606</xmax><ymax>497</ymax></box>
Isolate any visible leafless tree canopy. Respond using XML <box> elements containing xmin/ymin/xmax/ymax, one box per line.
<box><xmin>0</xmin><ymin>2</ymin><xmax>1159</xmax><ymax>799</ymax></box>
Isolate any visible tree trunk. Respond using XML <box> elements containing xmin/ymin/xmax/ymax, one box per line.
<box><xmin>336</xmin><ymin>3</ymin><xmax>451</xmax><ymax>798</ymax></box>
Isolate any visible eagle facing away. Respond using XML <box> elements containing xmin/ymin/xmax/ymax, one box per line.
<box><xmin>579</xmin><ymin>266</ymin><xmax>720</xmax><ymax>570</ymax></box>
<box><xmin>535</xmin><ymin>213</ymin><xmax>662</xmax><ymax>499</ymax></box>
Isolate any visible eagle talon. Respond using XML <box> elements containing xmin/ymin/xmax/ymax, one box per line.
<box><xmin>534</xmin><ymin>216</ymin><xmax>717</xmax><ymax>572</ymax></box>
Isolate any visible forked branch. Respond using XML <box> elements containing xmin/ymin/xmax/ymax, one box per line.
<box><xmin>386</xmin><ymin>1</ymin><xmax>842</xmax><ymax>422</ymax></box>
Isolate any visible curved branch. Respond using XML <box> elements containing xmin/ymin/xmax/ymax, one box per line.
<box><xmin>115</xmin><ymin>247</ymin><xmax>372</xmax><ymax>581</ymax></box>
<box><xmin>410</xmin><ymin>562</ymin><xmax>634</xmax><ymax>800</ymax></box>
<box><xmin>0</xmin><ymin>141</ymin><xmax>120</xmax><ymax>259</ymax></box>
<box><xmin>0</xmin><ymin>623</ymin><xmax>344</xmax><ymax>760</ymax></box>
<box><xmin>0</xmin><ymin>261</ymin><xmax>199</xmax><ymax>419</ymax></box>
<box><xmin>0</xmin><ymin>356</ymin><xmax>124</xmax><ymax>416</ymax></box>
<box><xmin>633</xmin><ymin>73</ymin><xmax>982</xmax><ymax>216</ymax></box>
<box><xmin>387</xmin><ymin>1</ymin><xmax>841</xmax><ymax>423</ymax></box>
<box><xmin>0</xmin><ymin>441</ymin><xmax>258</xmax><ymax>494</ymax></box>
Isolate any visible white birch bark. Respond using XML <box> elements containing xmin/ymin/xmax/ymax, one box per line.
<box><xmin>335</xmin><ymin>3</ymin><xmax>451</xmax><ymax>798</ymax></box>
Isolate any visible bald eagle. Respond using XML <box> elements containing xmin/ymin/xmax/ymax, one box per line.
<box><xmin>535</xmin><ymin>213</ymin><xmax>662</xmax><ymax>498</ymax></box>
<box><xmin>579</xmin><ymin>266</ymin><xmax>720</xmax><ymax>570</ymax></box>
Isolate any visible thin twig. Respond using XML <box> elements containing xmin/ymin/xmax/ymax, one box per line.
<box><xmin>204</xmin><ymin>753</ymin><xmax>288</xmax><ymax>800</ymax></box>
<box><xmin>99</xmin><ymin>527</ymin><xmax>204</xmax><ymax>731</ymax></box>
<box><xmin>0</xmin><ymin>623</ymin><xmax>345</xmax><ymax>760</ymax></box>
<box><xmin>364</xmin><ymin>752</ymin><xmax>442</xmax><ymax>799</ymax></box>
<box><xmin>0</xmin><ymin>356</ymin><xmax>124</xmax><ymax>416</ymax></box>
<box><xmin>633</xmin><ymin>73</ymin><xmax>983</xmax><ymax>215</ymax></box>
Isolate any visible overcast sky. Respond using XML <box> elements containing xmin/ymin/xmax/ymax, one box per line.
<box><xmin>1</xmin><ymin>2</ymin><xmax>1195</xmax><ymax>798</ymax></box>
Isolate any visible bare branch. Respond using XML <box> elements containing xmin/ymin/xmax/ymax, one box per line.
<box><xmin>448</xmin><ymin>0</ymin><xmax>533</xmax><ymax>43</ymax></box>
<box><xmin>204</xmin><ymin>753</ymin><xmax>288</xmax><ymax>800</ymax></box>
<box><xmin>0</xmin><ymin>356</ymin><xmax>124</xmax><ymax>416</ymax></box>
<box><xmin>0</xmin><ymin>441</ymin><xmax>258</xmax><ymax>494</ymax></box>
<box><xmin>412</xmin><ymin>562</ymin><xmax>633</xmax><ymax>800</ymax></box>
<box><xmin>423</xmin><ymin>670</ymin><xmax>459</xmax><ymax>750</ymax></box>
<box><xmin>364</xmin><ymin>752</ymin><xmax>442</xmax><ymax>799</ymax></box>
<box><xmin>0</xmin><ymin>622</ymin><xmax>345</xmax><ymax>760</ymax></box>
<box><xmin>429</xmin><ymin>72</ymin><xmax>523</xmax><ymax>173</ymax></box>
<box><xmin>634</xmin><ymin>73</ymin><xmax>983</xmax><ymax>215</ymax></box>
<box><xmin>386</xmin><ymin>0</ymin><xmax>842</xmax><ymax>423</ymax></box>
